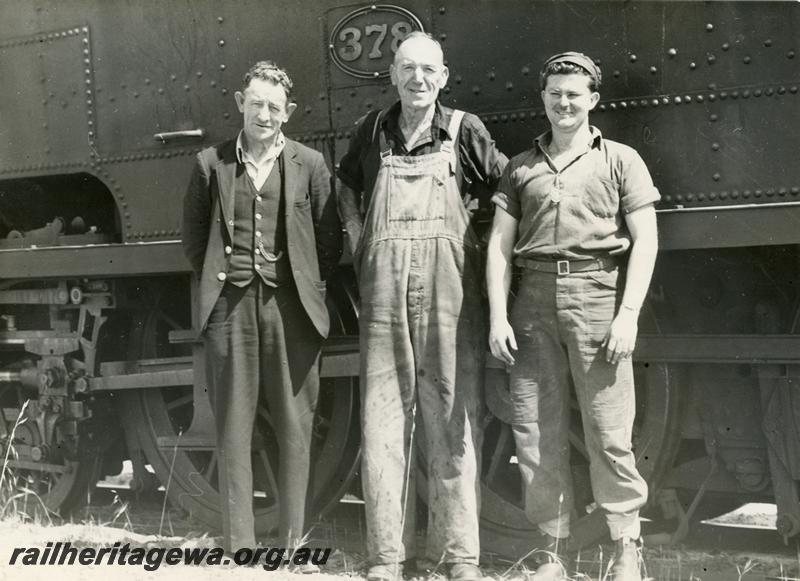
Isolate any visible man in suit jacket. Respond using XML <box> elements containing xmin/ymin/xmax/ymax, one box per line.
<box><xmin>182</xmin><ymin>60</ymin><xmax>342</xmax><ymax>555</ymax></box>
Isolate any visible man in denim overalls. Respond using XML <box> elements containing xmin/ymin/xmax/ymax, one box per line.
<box><xmin>337</xmin><ymin>32</ymin><xmax>506</xmax><ymax>581</ymax></box>
<box><xmin>486</xmin><ymin>53</ymin><xmax>660</xmax><ymax>581</ymax></box>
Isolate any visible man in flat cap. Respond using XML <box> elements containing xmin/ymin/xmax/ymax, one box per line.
<box><xmin>486</xmin><ymin>52</ymin><xmax>659</xmax><ymax>581</ymax></box>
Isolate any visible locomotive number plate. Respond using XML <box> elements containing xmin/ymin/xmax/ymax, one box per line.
<box><xmin>329</xmin><ymin>5</ymin><xmax>424</xmax><ymax>79</ymax></box>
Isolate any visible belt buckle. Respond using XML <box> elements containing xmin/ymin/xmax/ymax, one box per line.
<box><xmin>557</xmin><ymin>260</ymin><xmax>570</xmax><ymax>275</ymax></box>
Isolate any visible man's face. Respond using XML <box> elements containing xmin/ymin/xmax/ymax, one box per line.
<box><xmin>541</xmin><ymin>73</ymin><xmax>599</xmax><ymax>133</ymax></box>
<box><xmin>390</xmin><ymin>37</ymin><xmax>449</xmax><ymax>110</ymax></box>
<box><xmin>235</xmin><ymin>77</ymin><xmax>296</xmax><ymax>146</ymax></box>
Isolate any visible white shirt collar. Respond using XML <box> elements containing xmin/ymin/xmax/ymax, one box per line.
<box><xmin>235</xmin><ymin>130</ymin><xmax>286</xmax><ymax>165</ymax></box>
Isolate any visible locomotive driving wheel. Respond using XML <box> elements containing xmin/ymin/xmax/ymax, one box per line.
<box><xmin>0</xmin><ymin>381</ymin><xmax>96</xmax><ymax>518</ymax></box>
<box><xmin>117</xmin><ymin>279</ymin><xmax>360</xmax><ymax>536</ymax></box>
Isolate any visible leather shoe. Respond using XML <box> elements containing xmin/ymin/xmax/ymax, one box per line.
<box><xmin>609</xmin><ymin>537</ymin><xmax>642</xmax><ymax>581</ymax></box>
<box><xmin>366</xmin><ymin>564</ymin><xmax>403</xmax><ymax>581</ymax></box>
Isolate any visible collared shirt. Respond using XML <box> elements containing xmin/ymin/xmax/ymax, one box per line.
<box><xmin>235</xmin><ymin>130</ymin><xmax>286</xmax><ymax>190</ymax></box>
<box><xmin>493</xmin><ymin>127</ymin><xmax>660</xmax><ymax>260</ymax></box>
<box><xmin>337</xmin><ymin>101</ymin><xmax>507</xmax><ymax>216</ymax></box>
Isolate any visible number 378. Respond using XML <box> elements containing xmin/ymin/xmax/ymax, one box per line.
<box><xmin>337</xmin><ymin>21</ymin><xmax>412</xmax><ymax>62</ymax></box>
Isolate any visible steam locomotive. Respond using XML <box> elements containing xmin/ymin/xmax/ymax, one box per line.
<box><xmin>1</xmin><ymin>0</ymin><xmax>798</xmax><ymax>553</ymax></box>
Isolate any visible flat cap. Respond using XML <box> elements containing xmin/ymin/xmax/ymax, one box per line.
<box><xmin>541</xmin><ymin>51</ymin><xmax>602</xmax><ymax>86</ymax></box>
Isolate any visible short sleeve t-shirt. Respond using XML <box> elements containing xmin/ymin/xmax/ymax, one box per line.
<box><xmin>492</xmin><ymin>127</ymin><xmax>660</xmax><ymax>261</ymax></box>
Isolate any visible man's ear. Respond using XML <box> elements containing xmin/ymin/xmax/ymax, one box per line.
<box><xmin>437</xmin><ymin>65</ymin><xmax>450</xmax><ymax>89</ymax></box>
<box><xmin>235</xmin><ymin>91</ymin><xmax>246</xmax><ymax>113</ymax></box>
<box><xmin>589</xmin><ymin>91</ymin><xmax>600</xmax><ymax>110</ymax></box>
<box><xmin>284</xmin><ymin>102</ymin><xmax>298</xmax><ymax>121</ymax></box>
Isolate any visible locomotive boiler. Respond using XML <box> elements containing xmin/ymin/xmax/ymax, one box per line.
<box><xmin>0</xmin><ymin>0</ymin><xmax>798</xmax><ymax>553</ymax></box>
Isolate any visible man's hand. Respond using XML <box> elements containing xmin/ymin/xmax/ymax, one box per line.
<box><xmin>602</xmin><ymin>309</ymin><xmax>639</xmax><ymax>364</ymax></box>
<box><xmin>489</xmin><ymin>318</ymin><xmax>517</xmax><ymax>366</ymax></box>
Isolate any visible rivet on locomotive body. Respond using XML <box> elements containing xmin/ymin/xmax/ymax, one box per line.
<box><xmin>663</xmin><ymin>195</ymin><xmax>672</xmax><ymax>203</ymax></box>
<box><xmin>439</xmin><ymin>6</ymin><xmax>446</xmax><ymax>14</ymax></box>
<box><xmin>791</xmin><ymin>86</ymin><xmax>798</xmax><ymax>94</ymax></box>
<box><xmin>766</xmin><ymin>189</ymin><xmax>775</xmax><ymax>197</ymax></box>
<box><xmin>439</xmin><ymin>33</ymin><xmax>447</xmax><ymax>41</ymax></box>
<box><xmin>708</xmin><ymin>94</ymin><xmax>716</xmax><ymax>101</ymax></box>
<box><xmin>779</xmin><ymin>188</ymin><xmax>788</xmax><ymax>196</ymax></box>
<box><xmin>764</xmin><ymin>39</ymin><xmax>772</xmax><ymax>47</ymax></box>
<box><xmin>521</xmin><ymin>66</ymin><xmax>530</xmax><ymax>76</ymax></box>
<box><xmin>488</xmin><ymin>71</ymin><xmax>495</xmax><ymax>80</ymax></box>
<box><xmin>778</xmin><ymin>86</ymin><xmax>786</xmax><ymax>95</ymax></box>
<box><xmin>668</xmin><ymin>48</ymin><xmax>677</xmax><ymax>57</ymax></box>
<box><xmin>613</xmin><ymin>70</ymin><xmax>620</xmax><ymax>78</ymax></box>
<box><xmin>506</xmin><ymin>82</ymin><xmax>514</xmax><ymax>91</ymax></box>
<box><xmin>709</xmin><ymin>192</ymin><xmax>719</xmax><ymax>200</ymax></box>
<box><xmin>609</xmin><ymin>103</ymin><xmax>617</xmax><ymax>110</ymax></box>
<box><xmin>712</xmin><ymin>173</ymin><xmax>721</xmax><ymax>182</ymax></box>
<box><xmin>629</xmin><ymin>54</ymin><xmax>637</xmax><ymax>63</ymax></box>
<box><xmin>599</xmin><ymin>104</ymin><xmax>607</xmax><ymax>111</ymax></box>
<box><xmin>674</xmin><ymin>96</ymin><xmax>682</xmax><ymax>104</ymax></box>
<box><xmin>697</xmin><ymin>193</ymin><xmax>707</xmax><ymax>201</ymax></box>
<box><xmin>689</xmin><ymin>62</ymin><xmax>697</xmax><ymax>70</ymax></box>
<box><xmin>754</xmin><ymin>189</ymin><xmax>762</xmax><ymax>197</ymax></box>
<box><xmin>720</xmin><ymin>91</ymin><xmax>727</xmax><ymax>100</ymax></box>
<box><xmin>222</xmin><ymin>89</ymin><xmax>228</xmax><ymax>95</ymax></box>
<box><xmin>742</xmin><ymin>90</ymin><xmax>750</xmax><ymax>98</ymax></box>
<box><xmin>754</xmin><ymin>89</ymin><xmax>762</xmax><ymax>97</ymax></box>
<box><xmin>662</xmin><ymin>97</ymin><xmax>670</xmax><ymax>105</ymax></box>
<box><xmin>707</xmin><ymin>54</ymin><xmax>716</xmax><ymax>64</ymax></box>
<box><xmin>210</xmin><ymin>80</ymin><xmax>217</xmax><ymax>87</ymax></box>
<box><xmin>705</xmin><ymin>23</ymin><xmax>714</xmax><ymax>32</ymax></box>
<box><xmin>218</xmin><ymin>40</ymin><xmax>225</xmax><ymax>47</ymax></box>
<box><xmin>719</xmin><ymin>191</ymin><xmax>729</xmax><ymax>200</ymax></box>
<box><xmin>472</xmin><ymin>86</ymin><xmax>481</xmax><ymax>95</ymax></box>
<box><xmin>220</xmin><ymin>64</ymin><xmax>226</xmax><ymax>70</ymax></box>
<box><xmin>731</xmin><ymin>190</ymin><xmax>739</xmax><ymax>199</ymax></box>
<box><xmin>712</xmin><ymin>143</ymin><xmax>720</xmax><ymax>151</ymax></box>
<box><xmin>791</xmin><ymin>187</ymin><xmax>800</xmax><ymax>195</ymax></box>
<box><xmin>765</xmin><ymin>87</ymin><xmax>774</xmax><ymax>96</ymax></box>
<box><xmin>686</xmin><ymin>193</ymin><xmax>695</xmax><ymax>202</ymax></box>
<box><xmin>722</xmin><ymin>43</ymin><xmax>730</xmax><ymax>51</ymax></box>
<box><xmin>675</xmin><ymin>194</ymin><xmax>684</xmax><ymax>202</ymax></box>
<box><xmin>788</xmin><ymin>51</ymin><xmax>796</xmax><ymax>59</ymax></box>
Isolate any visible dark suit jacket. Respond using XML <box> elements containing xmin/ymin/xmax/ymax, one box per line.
<box><xmin>182</xmin><ymin>138</ymin><xmax>342</xmax><ymax>337</ymax></box>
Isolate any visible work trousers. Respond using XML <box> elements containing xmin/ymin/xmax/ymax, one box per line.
<box><xmin>205</xmin><ymin>280</ymin><xmax>321</xmax><ymax>552</ymax></box>
<box><xmin>508</xmin><ymin>267</ymin><xmax>647</xmax><ymax>541</ymax></box>
<box><xmin>359</xmin><ymin>239</ymin><xmax>485</xmax><ymax>566</ymax></box>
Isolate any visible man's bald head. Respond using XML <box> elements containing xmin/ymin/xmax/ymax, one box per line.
<box><xmin>393</xmin><ymin>32</ymin><xmax>444</xmax><ymax>67</ymax></box>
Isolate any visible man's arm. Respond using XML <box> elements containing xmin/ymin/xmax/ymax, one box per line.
<box><xmin>486</xmin><ymin>208</ymin><xmax>519</xmax><ymax>365</ymax></box>
<box><xmin>310</xmin><ymin>153</ymin><xmax>343</xmax><ymax>281</ymax></box>
<box><xmin>336</xmin><ymin>178</ymin><xmax>364</xmax><ymax>256</ymax></box>
<box><xmin>182</xmin><ymin>152</ymin><xmax>212</xmax><ymax>276</ymax></box>
<box><xmin>603</xmin><ymin>204</ymin><xmax>658</xmax><ymax>364</ymax></box>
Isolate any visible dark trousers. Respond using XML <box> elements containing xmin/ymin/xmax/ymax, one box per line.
<box><xmin>205</xmin><ymin>280</ymin><xmax>321</xmax><ymax>552</ymax></box>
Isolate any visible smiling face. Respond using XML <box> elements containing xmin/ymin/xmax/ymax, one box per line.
<box><xmin>541</xmin><ymin>73</ymin><xmax>599</xmax><ymax>134</ymax></box>
<box><xmin>235</xmin><ymin>77</ymin><xmax>296</xmax><ymax>147</ymax></box>
<box><xmin>390</xmin><ymin>36</ymin><xmax>449</xmax><ymax>110</ymax></box>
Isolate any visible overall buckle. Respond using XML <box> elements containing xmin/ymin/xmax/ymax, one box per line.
<box><xmin>557</xmin><ymin>260</ymin><xmax>570</xmax><ymax>275</ymax></box>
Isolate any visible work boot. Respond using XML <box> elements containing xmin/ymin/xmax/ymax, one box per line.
<box><xmin>526</xmin><ymin>532</ymin><xmax>569</xmax><ymax>580</ymax></box>
<box><xmin>448</xmin><ymin>563</ymin><xmax>484</xmax><ymax>581</ymax></box>
<box><xmin>609</xmin><ymin>537</ymin><xmax>642</xmax><ymax>581</ymax></box>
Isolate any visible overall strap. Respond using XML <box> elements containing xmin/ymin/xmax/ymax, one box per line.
<box><xmin>441</xmin><ymin>109</ymin><xmax>465</xmax><ymax>171</ymax></box>
<box><xmin>372</xmin><ymin>109</ymin><xmax>393</xmax><ymax>159</ymax></box>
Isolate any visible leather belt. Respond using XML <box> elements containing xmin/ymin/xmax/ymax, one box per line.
<box><xmin>514</xmin><ymin>256</ymin><xmax>621</xmax><ymax>275</ymax></box>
